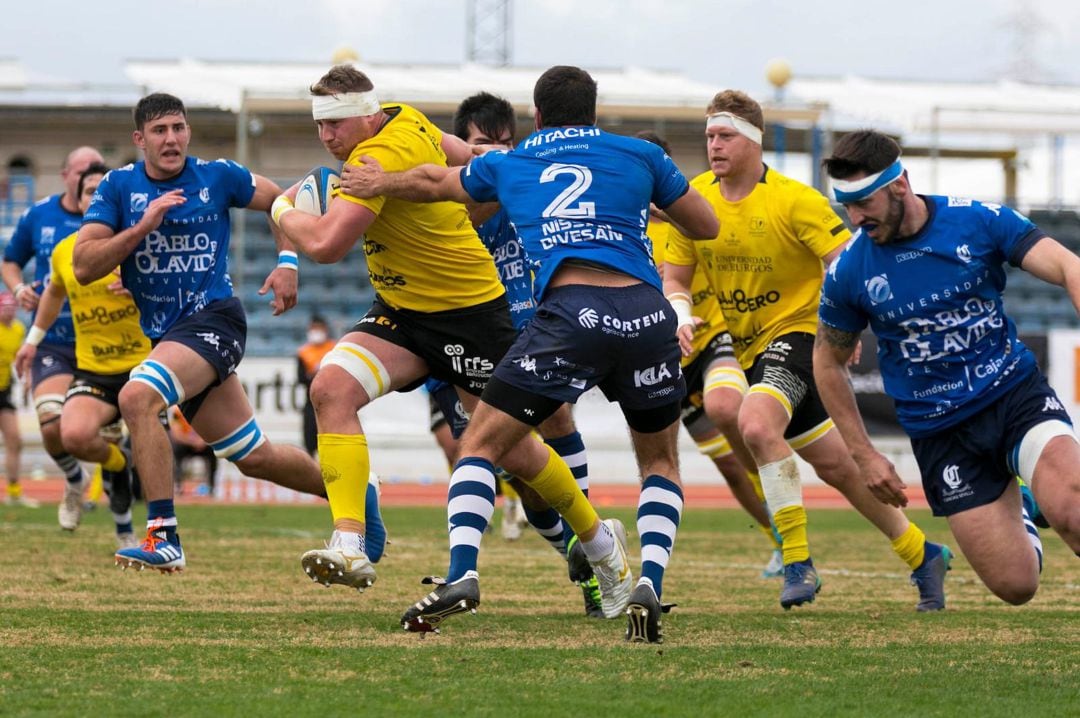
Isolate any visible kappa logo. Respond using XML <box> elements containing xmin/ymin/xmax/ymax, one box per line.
<box><xmin>634</xmin><ymin>363</ymin><xmax>673</xmax><ymax>388</ymax></box>
<box><xmin>130</xmin><ymin>193</ymin><xmax>149</xmax><ymax>213</ymax></box>
<box><xmin>197</xmin><ymin>331</ymin><xmax>221</xmax><ymax>350</ymax></box>
<box><xmin>942</xmin><ymin>464</ymin><xmax>962</xmax><ymax>490</ymax></box>
<box><xmin>956</xmin><ymin>244</ymin><xmax>972</xmax><ymax>264</ymax></box>
<box><xmin>767</xmin><ymin>340</ymin><xmax>793</xmax><ymax>357</ymax></box>
<box><xmin>865</xmin><ymin>274</ymin><xmax>893</xmax><ymax>305</ymax></box>
<box><xmin>516</xmin><ymin>355</ymin><xmax>538</xmax><ymax>375</ymax></box>
<box><xmin>1044</xmin><ymin>396</ymin><xmax>1065</xmax><ymax>412</ymax></box>
<box><xmin>578</xmin><ymin>307</ymin><xmax>599</xmax><ymax>329</ymax></box>
<box><xmin>199</xmin><ymin>187</ymin><xmax>210</xmax><ymax>203</ymax></box>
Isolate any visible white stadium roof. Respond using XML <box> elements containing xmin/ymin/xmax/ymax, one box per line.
<box><xmin>122</xmin><ymin>58</ymin><xmax>722</xmax><ymax>114</ymax></box>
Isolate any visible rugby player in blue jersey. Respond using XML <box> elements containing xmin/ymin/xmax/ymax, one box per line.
<box><xmin>454</xmin><ymin>91</ymin><xmax>603</xmax><ymax>617</ymax></box>
<box><xmin>342</xmin><ymin>66</ymin><xmax>718</xmax><ymax>642</ymax></box>
<box><xmin>816</xmin><ymin>129</ymin><xmax>1080</xmax><ymax>604</ymax></box>
<box><xmin>73</xmin><ymin>93</ymin><xmax>326</xmax><ymax>573</ymax></box>
<box><xmin>3</xmin><ymin>145</ymin><xmax>103</xmax><ymax>529</ymax></box>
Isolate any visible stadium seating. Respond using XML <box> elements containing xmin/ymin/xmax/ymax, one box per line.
<box><xmin>230</xmin><ymin>220</ymin><xmax>374</xmax><ymax>355</ymax></box>
<box><xmin>1005</xmin><ymin>210</ymin><xmax>1080</xmax><ymax>332</ymax></box>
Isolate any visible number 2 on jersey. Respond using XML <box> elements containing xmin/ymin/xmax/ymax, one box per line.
<box><xmin>540</xmin><ymin>163</ymin><xmax>596</xmax><ymax>219</ymax></box>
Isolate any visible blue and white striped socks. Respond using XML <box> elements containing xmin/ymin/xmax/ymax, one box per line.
<box><xmin>637</xmin><ymin>474</ymin><xmax>684</xmax><ymax>600</ymax></box>
<box><xmin>522</xmin><ymin>504</ymin><xmax>567</xmax><ymax>556</ymax></box>
<box><xmin>446</xmin><ymin>457</ymin><xmax>497</xmax><ymax>582</ymax></box>
<box><xmin>545</xmin><ymin>431</ymin><xmax>589</xmax><ymax>548</ymax></box>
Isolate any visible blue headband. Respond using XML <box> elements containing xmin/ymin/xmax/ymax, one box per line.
<box><xmin>832</xmin><ymin>158</ymin><xmax>903</xmax><ymax>203</ymax></box>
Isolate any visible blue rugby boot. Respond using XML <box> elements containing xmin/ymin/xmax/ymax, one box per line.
<box><xmin>115</xmin><ymin>523</ymin><xmax>185</xmax><ymax>574</ymax></box>
<box><xmin>365</xmin><ymin>472</ymin><xmax>387</xmax><ymax>563</ymax></box>
<box><xmin>910</xmin><ymin>542</ymin><xmax>952</xmax><ymax>612</ymax></box>
<box><xmin>779</xmin><ymin>559</ymin><xmax>821</xmax><ymax>609</ymax></box>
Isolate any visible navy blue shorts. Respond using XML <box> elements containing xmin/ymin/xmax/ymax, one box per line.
<box><xmin>0</xmin><ymin>386</ymin><xmax>13</xmax><ymax>411</ymax></box>
<box><xmin>429</xmin><ymin>382</ymin><xmax>469</xmax><ymax>440</ymax></box>
<box><xmin>30</xmin><ymin>341</ymin><xmax>77</xmax><ymax>388</ymax></box>
<box><xmin>911</xmin><ymin>368</ymin><xmax>1073</xmax><ymax>516</ymax></box>
<box><xmin>491</xmin><ymin>283</ymin><xmax>685</xmax><ymax>413</ymax></box>
<box><xmin>680</xmin><ymin>330</ymin><xmax>735</xmax><ymax>429</ymax></box>
<box><xmin>155</xmin><ymin>298</ymin><xmax>246</xmax><ymax>421</ymax></box>
<box><xmin>157</xmin><ymin>298</ymin><xmax>247</xmax><ymax>384</ymax></box>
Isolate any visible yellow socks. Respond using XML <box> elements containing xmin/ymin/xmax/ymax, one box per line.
<box><xmin>317</xmin><ymin>433</ymin><xmax>369</xmax><ymax>524</ymax></box>
<box><xmin>524</xmin><ymin>444</ymin><xmax>598</xmax><ymax>536</ymax></box>
<box><xmin>102</xmin><ymin>444</ymin><xmax>127</xmax><ymax>472</ymax></box>
<box><xmin>891</xmin><ymin>521</ymin><xmax>927</xmax><ymax>570</ymax></box>
<box><xmin>747</xmin><ymin>469</ymin><xmax>766</xmax><ymax>503</ymax></box>
<box><xmin>774</xmin><ymin>506</ymin><xmax>810</xmax><ymax>563</ymax></box>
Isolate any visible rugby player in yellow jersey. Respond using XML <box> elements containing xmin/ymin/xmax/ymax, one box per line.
<box><xmin>15</xmin><ymin>164</ymin><xmax>144</xmax><ymax>547</ymax></box>
<box><xmin>664</xmin><ymin>90</ymin><xmax>950</xmax><ymax>611</ymax></box>
<box><xmin>637</xmin><ymin>130</ymin><xmax>782</xmax><ymax>577</ymax></box>
<box><xmin>273</xmin><ymin>65</ymin><xmax>633</xmax><ymax>625</ymax></box>
<box><xmin>0</xmin><ymin>292</ymin><xmax>32</xmax><ymax>507</ymax></box>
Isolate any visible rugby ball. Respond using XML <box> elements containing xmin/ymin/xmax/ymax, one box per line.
<box><xmin>294</xmin><ymin>166</ymin><xmax>341</xmax><ymax>216</ymax></box>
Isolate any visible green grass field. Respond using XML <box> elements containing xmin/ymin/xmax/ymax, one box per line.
<box><xmin>1</xmin><ymin>502</ymin><xmax>1077</xmax><ymax>717</ymax></box>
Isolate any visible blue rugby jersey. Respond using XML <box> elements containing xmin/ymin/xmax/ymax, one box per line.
<box><xmin>819</xmin><ymin>195</ymin><xmax>1045</xmax><ymax>437</ymax></box>
<box><xmin>82</xmin><ymin>157</ymin><xmax>256</xmax><ymax>339</ymax></box>
<box><xmin>4</xmin><ymin>195</ymin><xmax>81</xmax><ymax>345</ymax></box>
<box><xmin>460</xmin><ymin>127</ymin><xmax>689</xmax><ymax>300</ymax></box>
<box><xmin>476</xmin><ymin>207</ymin><xmax>535</xmax><ymax>330</ymax></box>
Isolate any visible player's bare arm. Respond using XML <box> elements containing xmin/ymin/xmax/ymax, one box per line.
<box><xmin>274</xmin><ymin>184</ymin><xmax>376</xmax><ymax>264</ymax></box>
<box><xmin>813</xmin><ymin>326</ymin><xmax>909</xmax><ymax>508</ymax></box>
<box><xmin>1018</xmin><ymin>235</ymin><xmax>1080</xmax><ymax>315</ymax></box>
<box><xmin>1</xmin><ymin>263</ymin><xmax>38</xmax><ymax>311</ymax></box>
<box><xmin>249</xmin><ymin>174</ymin><xmax>298</xmax><ymax>316</ymax></box>
<box><xmin>74</xmin><ymin>189</ymin><xmax>186</xmax><ymax>284</ymax></box>
<box><xmin>340</xmin><ymin>156</ymin><xmax>471</xmax><ymax>204</ymax></box>
<box><xmin>662</xmin><ymin>260</ymin><xmax>701</xmax><ymax>357</ymax></box>
<box><xmin>13</xmin><ymin>280</ymin><xmax>65</xmax><ymax>380</ymax></box>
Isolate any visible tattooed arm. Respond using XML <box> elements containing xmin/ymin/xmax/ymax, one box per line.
<box><xmin>814</xmin><ymin>324</ymin><xmax>909</xmax><ymax>507</ymax></box>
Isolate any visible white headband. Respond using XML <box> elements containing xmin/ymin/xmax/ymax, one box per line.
<box><xmin>705</xmin><ymin>112</ymin><xmax>763</xmax><ymax>145</ymax></box>
<box><xmin>312</xmin><ymin>91</ymin><xmax>381</xmax><ymax>120</ymax></box>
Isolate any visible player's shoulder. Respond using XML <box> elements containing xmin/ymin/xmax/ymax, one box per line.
<box><xmin>928</xmin><ymin>194</ymin><xmax>1030</xmax><ymax>227</ymax></box>
<box><xmin>826</xmin><ymin>233</ymin><xmax>867</xmax><ymax>276</ymax></box>
<box><xmin>194</xmin><ymin>156</ymin><xmax>250</xmax><ymax>177</ymax></box>
<box><xmin>764</xmin><ymin>166</ymin><xmax>821</xmax><ymax>200</ymax></box>
<box><xmin>689</xmin><ymin>170</ymin><xmax>717</xmax><ymax>192</ymax></box>
<box><xmin>52</xmin><ymin>231</ymin><xmax>77</xmax><ymax>252</ymax></box>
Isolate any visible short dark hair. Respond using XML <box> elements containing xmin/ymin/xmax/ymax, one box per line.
<box><xmin>635</xmin><ymin>130</ymin><xmax>672</xmax><ymax>156</ymax></box>
<box><xmin>454</xmin><ymin>92</ymin><xmax>516</xmax><ymax>142</ymax></box>
<box><xmin>134</xmin><ymin>93</ymin><xmax>186</xmax><ymax>130</ymax></box>
<box><xmin>309</xmin><ymin>314</ymin><xmax>328</xmax><ymax>328</ymax></box>
<box><xmin>705</xmin><ymin>90</ymin><xmax>764</xmax><ymax>132</ymax></box>
<box><xmin>823</xmin><ymin>130</ymin><xmax>902</xmax><ymax>180</ymax></box>
<box><xmin>533</xmin><ymin>65</ymin><xmax>597</xmax><ymax>128</ymax></box>
<box><xmin>311</xmin><ymin>64</ymin><xmax>375</xmax><ymax>96</ymax></box>
<box><xmin>77</xmin><ymin>162</ymin><xmax>109</xmax><ymax>197</ymax></box>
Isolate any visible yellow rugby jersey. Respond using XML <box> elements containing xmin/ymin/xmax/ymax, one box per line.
<box><xmin>336</xmin><ymin>103</ymin><xmax>504</xmax><ymax>312</ymax></box>
<box><xmin>667</xmin><ymin>167</ymin><xmax>850</xmax><ymax>368</ymax></box>
<box><xmin>49</xmin><ymin>234</ymin><xmax>150</xmax><ymax>375</ymax></box>
<box><xmin>0</xmin><ymin>318</ymin><xmax>25</xmax><ymax>390</ymax></box>
<box><xmin>648</xmin><ymin>219</ymin><xmax>728</xmax><ymax>366</ymax></box>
